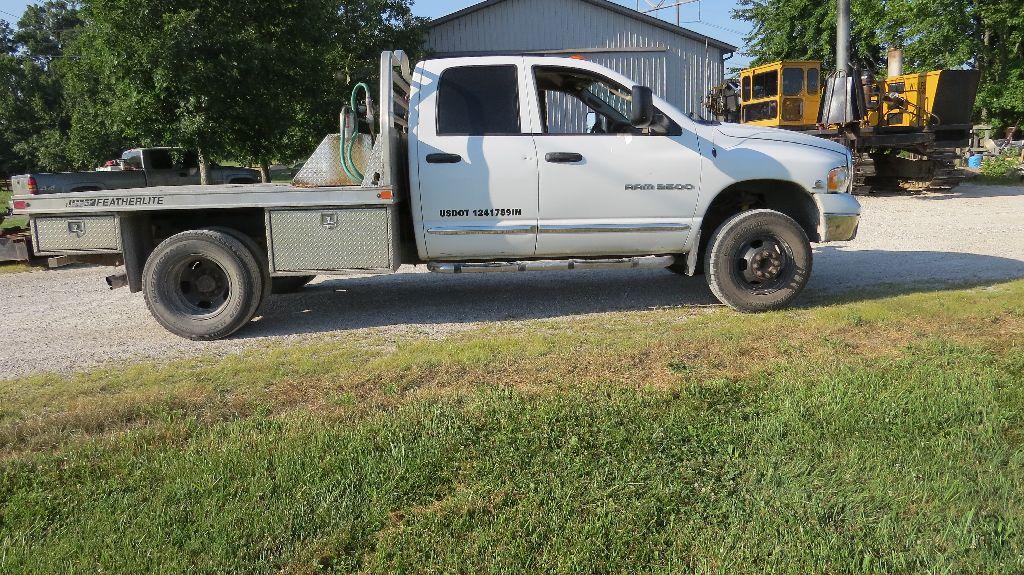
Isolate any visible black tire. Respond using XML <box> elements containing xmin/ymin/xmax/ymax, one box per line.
<box><xmin>143</xmin><ymin>229</ymin><xmax>264</xmax><ymax>340</ymax></box>
<box><xmin>205</xmin><ymin>226</ymin><xmax>271</xmax><ymax>306</ymax></box>
<box><xmin>271</xmin><ymin>275</ymin><xmax>316</xmax><ymax>294</ymax></box>
<box><xmin>704</xmin><ymin>209</ymin><xmax>812</xmax><ymax>313</ymax></box>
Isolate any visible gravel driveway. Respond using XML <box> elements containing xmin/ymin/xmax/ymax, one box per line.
<box><xmin>3</xmin><ymin>182</ymin><xmax>1023</xmax><ymax>378</ymax></box>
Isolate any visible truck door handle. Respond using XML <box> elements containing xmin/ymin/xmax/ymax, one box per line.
<box><xmin>426</xmin><ymin>153</ymin><xmax>462</xmax><ymax>164</ymax></box>
<box><xmin>545</xmin><ymin>152</ymin><xmax>584</xmax><ymax>164</ymax></box>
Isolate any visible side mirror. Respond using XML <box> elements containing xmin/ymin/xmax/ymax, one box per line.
<box><xmin>630</xmin><ymin>85</ymin><xmax>655</xmax><ymax>128</ymax></box>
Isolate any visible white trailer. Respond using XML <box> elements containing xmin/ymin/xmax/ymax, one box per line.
<box><xmin>10</xmin><ymin>51</ymin><xmax>861</xmax><ymax>340</ymax></box>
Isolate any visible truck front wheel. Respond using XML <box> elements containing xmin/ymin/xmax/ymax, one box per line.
<box><xmin>704</xmin><ymin>209</ymin><xmax>812</xmax><ymax>313</ymax></box>
<box><xmin>143</xmin><ymin>229</ymin><xmax>264</xmax><ymax>340</ymax></box>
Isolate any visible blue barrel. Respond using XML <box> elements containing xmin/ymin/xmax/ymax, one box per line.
<box><xmin>968</xmin><ymin>154</ymin><xmax>984</xmax><ymax>168</ymax></box>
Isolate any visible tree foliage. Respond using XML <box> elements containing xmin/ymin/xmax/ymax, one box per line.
<box><xmin>0</xmin><ymin>0</ymin><xmax>424</xmax><ymax>178</ymax></box>
<box><xmin>0</xmin><ymin>1</ymin><xmax>82</xmax><ymax>175</ymax></box>
<box><xmin>733</xmin><ymin>0</ymin><xmax>888</xmax><ymax>72</ymax></box>
<box><xmin>63</xmin><ymin>0</ymin><xmax>424</xmax><ymax>180</ymax></box>
<box><xmin>733</xmin><ymin>0</ymin><xmax>1024</xmax><ymax>128</ymax></box>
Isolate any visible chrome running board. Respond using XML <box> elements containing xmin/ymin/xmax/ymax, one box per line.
<box><xmin>427</xmin><ymin>255</ymin><xmax>677</xmax><ymax>274</ymax></box>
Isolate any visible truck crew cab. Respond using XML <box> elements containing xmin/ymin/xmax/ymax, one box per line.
<box><xmin>9</xmin><ymin>51</ymin><xmax>861</xmax><ymax>340</ymax></box>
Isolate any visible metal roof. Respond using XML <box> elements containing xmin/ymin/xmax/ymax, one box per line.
<box><xmin>428</xmin><ymin>0</ymin><xmax>738</xmax><ymax>53</ymax></box>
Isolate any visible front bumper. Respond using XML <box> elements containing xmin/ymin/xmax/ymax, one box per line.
<box><xmin>814</xmin><ymin>192</ymin><xmax>861</xmax><ymax>242</ymax></box>
<box><xmin>823</xmin><ymin>214</ymin><xmax>860</xmax><ymax>242</ymax></box>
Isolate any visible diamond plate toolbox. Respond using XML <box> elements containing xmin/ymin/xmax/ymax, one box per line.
<box><xmin>32</xmin><ymin>215</ymin><xmax>121</xmax><ymax>254</ymax></box>
<box><xmin>267</xmin><ymin>207</ymin><xmax>398</xmax><ymax>273</ymax></box>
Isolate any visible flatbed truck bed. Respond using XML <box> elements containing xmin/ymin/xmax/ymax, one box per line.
<box><xmin>14</xmin><ymin>183</ymin><xmax>394</xmax><ymax>215</ymax></box>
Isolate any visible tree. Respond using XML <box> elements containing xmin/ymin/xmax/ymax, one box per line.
<box><xmin>0</xmin><ymin>19</ymin><xmax>13</xmax><ymax>54</ymax></box>
<box><xmin>0</xmin><ymin>1</ymin><xmax>83</xmax><ymax>174</ymax></box>
<box><xmin>0</xmin><ymin>20</ymin><xmax>19</xmax><ymax>176</ymax></box>
<box><xmin>733</xmin><ymin>0</ymin><xmax>888</xmax><ymax>72</ymax></box>
<box><xmin>225</xmin><ymin>0</ymin><xmax>427</xmax><ymax>181</ymax></box>
<box><xmin>64</xmin><ymin>0</ymin><xmax>425</xmax><ymax>183</ymax></box>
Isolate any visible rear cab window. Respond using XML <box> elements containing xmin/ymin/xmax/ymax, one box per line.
<box><xmin>121</xmin><ymin>150</ymin><xmax>143</xmax><ymax>170</ymax></box>
<box><xmin>437</xmin><ymin>65</ymin><xmax>521</xmax><ymax>135</ymax></box>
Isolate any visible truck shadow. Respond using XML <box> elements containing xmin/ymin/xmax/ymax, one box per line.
<box><xmin>241</xmin><ymin>248</ymin><xmax>1024</xmax><ymax>339</ymax></box>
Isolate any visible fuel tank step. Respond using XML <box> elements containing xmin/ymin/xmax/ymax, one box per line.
<box><xmin>427</xmin><ymin>255</ymin><xmax>677</xmax><ymax>274</ymax></box>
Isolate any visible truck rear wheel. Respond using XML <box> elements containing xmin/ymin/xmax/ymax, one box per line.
<box><xmin>143</xmin><ymin>229</ymin><xmax>264</xmax><ymax>340</ymax></box>
<box><xmin>704</xmin><ymin>209</ymin><xmax>812</xmax><ymax>313</ymax></box>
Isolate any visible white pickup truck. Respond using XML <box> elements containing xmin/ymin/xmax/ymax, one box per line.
<box><xmin>9</xmin><ymin>51</ymin><xmax>861</xmax><ymax>340</ymax></box>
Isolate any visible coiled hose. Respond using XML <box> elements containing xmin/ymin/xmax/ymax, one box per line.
<box><xmin>340</xmin><ymin>82</ymin><xmax>375</xmax><ymax>182</ymax></box>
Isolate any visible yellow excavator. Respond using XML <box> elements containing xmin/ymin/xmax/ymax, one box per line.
<box><xmin>706</xmin><ymin>1</ymin><xmax>981</xmax><ymax>193</ymax></box>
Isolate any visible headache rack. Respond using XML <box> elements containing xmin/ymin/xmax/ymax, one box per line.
<box><xmin>292</xmin><ymin>50</ymin><xmax>413</xmax><ymax>191</ymax></box>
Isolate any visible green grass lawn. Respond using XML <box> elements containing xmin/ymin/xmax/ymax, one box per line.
<box><xmin>1</xmin><ymin>188</ymin><xmax>31</xmax><ymax>272</ymax></box>
<box><xmin>1</xmin><ymin>188</ymin><xmax>28</xmax><ymax>231</ymax></box>
<box><xmin>2</xmin><ymin>281</ymin><xmax>1023</xmax><ymax>574</ymax></box>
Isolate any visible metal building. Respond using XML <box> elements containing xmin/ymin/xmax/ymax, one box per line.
<box><xmin>425</xmin><ymin>0</ymin><xmax>737</xmax><ymax>119</ymax></box>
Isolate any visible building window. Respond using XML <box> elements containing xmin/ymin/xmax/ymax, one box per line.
<box><xmin>437</xmin><ymin>65</ymin><xmax>521</xmax><ymax>135</ymax></box>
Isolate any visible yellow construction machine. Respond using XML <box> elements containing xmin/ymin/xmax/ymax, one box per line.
<box><xmin>707</xmin><ymin>0</ymin><xmax>982</xmax><ymax>194</ymax></box>
<box><xmin>707</xmin><ymin>57</ymin><xmax>981</xmax><ymax>193</ymax></box>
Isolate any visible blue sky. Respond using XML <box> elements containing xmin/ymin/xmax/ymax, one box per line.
<box><xmin>0</xmin><ymin>0</ymin><xmax>751</xmax><ymax>65</ymax></box>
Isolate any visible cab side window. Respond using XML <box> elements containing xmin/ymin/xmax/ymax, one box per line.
<box><xmin>437</xmin><ymin>65</ymin><xmax>521</xmax><ymax>135</ymax></box>
<box><xmin>752</xmin><ymin>70</ymin><xmax>779</xmax><ymax>99</ymax></box>
<box><xmin>534</xmin><ymin>66</ymin><xmax>681</xmax><ymax>136</ymax></box>
<box><xmin>806</xmin><ymin>68</ymin><xmax>820</xmax><ymax>94</ymax></box>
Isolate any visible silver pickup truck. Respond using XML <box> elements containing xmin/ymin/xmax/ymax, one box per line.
<box><xmin>11</xmin><ymin>148</ymin><xmax>260</xmax><ymax>195</ymax></box>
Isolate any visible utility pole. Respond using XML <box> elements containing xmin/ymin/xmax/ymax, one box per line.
<box><xmin>836</xmin><ymin>0</ymin><xmax>850</xmax><ymax>73</ymax></box>
<box><xmin>819</xmin><ymin>0</ymin><xmax>863</xmax><ymax>127</ymax></box>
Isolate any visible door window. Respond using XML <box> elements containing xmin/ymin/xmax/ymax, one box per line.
<box><xmin>533</xmin><ymin>66</ymin><xmax>681</xmax><ymax>136</ymax></box>
<box><xmin>437</xmin><ymin>65</ymin><xmax>521</xmax><ymax>135</ymax></box>
<box><xmin>782</xmin><ymin>67</ymin><xmax>804</xmax><ymax>96</ymax></box>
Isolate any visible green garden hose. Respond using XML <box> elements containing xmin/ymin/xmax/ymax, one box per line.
<box><xmin>340</xmin><ymin>82</ymin><xmax>374</xmax><ymax>182</ymax></box>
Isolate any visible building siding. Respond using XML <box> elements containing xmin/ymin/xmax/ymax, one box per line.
<box><xmin>426</xmin><ymin>0</ymin><xmax>729</xmax><ymax>117</ymax></box>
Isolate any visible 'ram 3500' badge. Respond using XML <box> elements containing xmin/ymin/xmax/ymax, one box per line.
<box><xmin>624</xmin><ymin>184</ymin><xmax>693</xmax><ymax>191</ymax></box>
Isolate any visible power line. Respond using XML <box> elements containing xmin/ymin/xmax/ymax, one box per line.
<box><xmin>693</xmin><ymin>20</ymin><xmax>748</xmax><ymax>37</ymax></box>
<box><xmin>631</xmin><ymin>1</ymin><xmax>748</xmax><ymax>38</ymax></box>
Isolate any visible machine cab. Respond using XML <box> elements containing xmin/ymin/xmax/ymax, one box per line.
<box><xmin>740</xmin><ymin>61</ymin><xmax>822</xmax><ymax>130</ymax></box>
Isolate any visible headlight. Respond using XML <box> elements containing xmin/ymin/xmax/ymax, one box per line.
<box><xmin>827</xmin><ymin>166</ymin><xmax>850</xmax><ymax>193</ymax></box>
